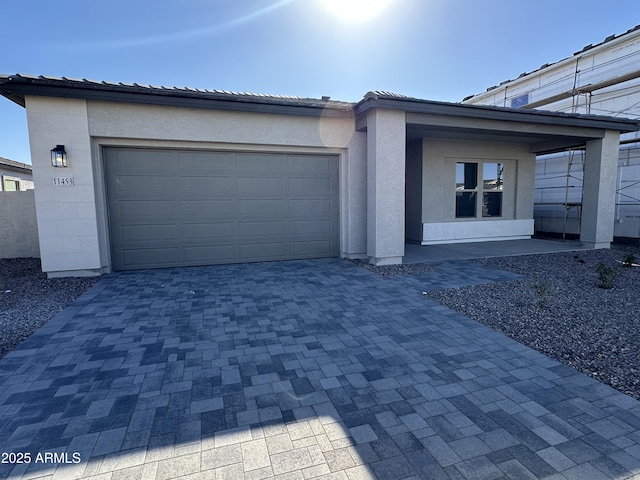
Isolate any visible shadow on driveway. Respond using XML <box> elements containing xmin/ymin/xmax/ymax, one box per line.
<box><xmin>1</xmin><ymin>259</ymin><xmax>639</xmax><ymax>479</ymax></box>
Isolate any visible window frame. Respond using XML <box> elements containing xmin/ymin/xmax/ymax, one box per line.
<box><xmin>2</xmin><ymin>176</ymin><xmax>20</xmax><ymax>192</ymax></box>
<box><xmin>455</xmin><ymin>161</ymin><xmax>504</xmax><ymax>219</ymax></box>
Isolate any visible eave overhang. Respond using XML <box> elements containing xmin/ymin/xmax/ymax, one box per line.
<box><xmin>355</xmin><ymin>92</ymin><xmax>640</xmax><ymax>155</ymax></box>
<box><xmin>0</xmin><ymin>74</ymin><xmax>354</xmax><ymax>119</ymax></box>
<box><xmin>355</xmin><ymin>92</ymin><xmax>640</xmax><ymax>134</ymax></box>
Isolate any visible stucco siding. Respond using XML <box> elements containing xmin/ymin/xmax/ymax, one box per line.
<box><xmin>87</xmin><ymin>101</ymin><xmax>356</xmax><ymax>149</ymax></box>
<box><xmin>25</xmin><ymin>96</ymin><xmax>102</xmax><ymax>276</ymax></box>
<box><xmin>581</xmin><ymin>131</ymin><xmax>621</xmax><ymax>247</ymax></box>
<box><xmin>0</xmin><ymin>190</ymin><xmax>39</xmax><ymax>258</ymax></box>
<box><xmin>339</xmin><ymin>135</ymin><xmax>367</xmax><ymax>258</ymax></box>
<box><xmin>366</xmin><ymin>109</ymin><xmax>406</xmax><ymax>263</ymax></box>
<box><xmin>515</xmin><ymin>148</ymin><xmax>536</xmax><ymax>219</ymax></box>
<box><xmin>420</xmin><ymin>138</ymin><xmax>535</xmax><ymax>243</ymax></box>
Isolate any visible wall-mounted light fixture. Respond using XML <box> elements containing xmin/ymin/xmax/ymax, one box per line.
<box><xmin>51</xmin><ymin>145</ymin><xmax>68</xmax><ymax>168</ymax></box>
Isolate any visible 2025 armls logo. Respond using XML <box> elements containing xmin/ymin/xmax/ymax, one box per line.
<box><xmin>2</xmin><ymin>452</ymin><xmax>81</xmax><ymax>464</ymax></box>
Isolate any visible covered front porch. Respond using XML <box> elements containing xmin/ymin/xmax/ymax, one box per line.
<box><xmin>353</xmin><ymin>92</ymin><xmax>640</xmax><ymax>265</ymax></box>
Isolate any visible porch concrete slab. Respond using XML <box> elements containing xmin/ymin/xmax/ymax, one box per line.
<box><xmin>1</xmin><ymin>259</ymin><xmax>640</xmax><ymax>479</ymax></box>
<box><xmin>403</xmin><ymin>238</ymin><xmax>589</xmax><ymax>264</ymax></box>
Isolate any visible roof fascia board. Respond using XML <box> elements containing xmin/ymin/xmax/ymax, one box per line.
<box><xmin>0</xmin><ymin>157</ymin><xmax>31</xmax><ymax>168</ymax></box>
<box><xmin>356</xmin><ymin>97</ymin><xmax>640</xmax><ymax>133</ymax></box>
<box><xmin>529</xmin><ymin>138</ymin><xmax>596</xmax><ymax>155</ymax></box>
<box><xmin>1</xmin><ymin>84</ymin><xmax>353</xmax><ymax>119</ymax></box>
<box><xmin>0</xmin><ymin>92</ymin><xmax>25</xmax><ymax>107</ymax></box>
<box><xmin>406</xmin><ymin>112</ymin><xmax>608</xmax><ymax>139</ymax></box>
<box><xmin>0</xmin><ymin>164</ymin><xmax>32</xmax><ymax>174</ymax></box>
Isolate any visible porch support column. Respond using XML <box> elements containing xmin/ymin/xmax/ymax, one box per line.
<box><xmin>366</xmin><ymin>108</ymin><xmax>406</xmax><ymax>265</ymax></box>
<box><xmin>580</xmin><ymin>130</ymin><xmax>620</xmax><ymax>248</ymax></box>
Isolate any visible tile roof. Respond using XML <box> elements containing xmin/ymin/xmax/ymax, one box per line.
<box><xmin>362</xmin><ymin>91</ymin><xmax>419</xmax><ymax>101</ymax></box>
<box><xmin>0</xmin><ymin>74</ymin><xmax>354</xmax><ymax>112</ymax></box>
<box><xmin>2</xmin><ymin>74</ymin><xmax>639</xmax><ymax>133</ymax></box>
<box><xmin>355</xmin><ymin>90</ymin><xmax>640</xmax><ymax>133</ymax></box>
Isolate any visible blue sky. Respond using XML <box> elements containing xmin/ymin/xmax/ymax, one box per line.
<box><xmin>2</xmin><ymin>0</ymin><xmax>640</xmax><ymax>164</ymax></box>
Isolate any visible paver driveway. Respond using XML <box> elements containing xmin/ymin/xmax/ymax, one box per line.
<box><xmin>1</xmin><ymin>259</ymin><xmax>640</xmax><ymax>479</ymax></box>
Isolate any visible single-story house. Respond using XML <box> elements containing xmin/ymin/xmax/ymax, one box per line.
<box><xmin>0</xmin><ymin>156</ymin><xmax>34</xmax><ymax>191</ymax></box>
<box><xmin>1</xmin><ymin>74</ymin><xmax>638</xmax><ymax>277</ymax></box>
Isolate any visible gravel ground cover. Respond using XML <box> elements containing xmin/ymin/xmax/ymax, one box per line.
<box><xmin>349</xmin><ymin>258</ymin><xmax>434</xmax><ymax>276</ymax></box>
<box><xmin>0</xmin><ymin>258</ymin><xmax>99</xmax><ymax>359</ymax></box>
<box><xmin>427</xmin><ymin>245</ymin><xmax>640</xmax><ymax>400</ymax></box>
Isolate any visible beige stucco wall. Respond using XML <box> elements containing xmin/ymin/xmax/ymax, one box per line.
<box><xmin>22</xmin><ymin>98</ymin><xmax>368</xmax><ymax>275</ymax></box>
<box><xmin>419</xmin><ymin>138</ymin><xmax>536</xmax><ymax>243</ymax></box>
<box><xmin>87</xmin><ymin>102</ymin><xmax>357</xmax><ymax>149</ymax></box>
<box><xmin>365</xmin><ymin>109</ymin><xmax>406</xmax><ymax>264</ymax></box>
<box><xmin>0</xmin><ymin>190</ymin><xmax>40</xmax><ymax>258</ymax></box>
<box><xmin>581</xmin><ymin>130</ymin><xmax>621</xmax><ymax>248</ymax></box>
<box><xmin>25</xmin><ymin>96</ymin><xmax>101</xmax><ymax>276</ymax></box>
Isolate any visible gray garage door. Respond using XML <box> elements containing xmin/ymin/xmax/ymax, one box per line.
<box><xmin>105</xmin><ymin>148</ymin><xmax>339</xmax><ymax>270</ymax></box>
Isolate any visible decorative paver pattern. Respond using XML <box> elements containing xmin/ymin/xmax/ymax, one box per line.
<box><xmin>1</xmin><ymin>259</ymin><xmax>640</xmax><ymax>479</ymax></box>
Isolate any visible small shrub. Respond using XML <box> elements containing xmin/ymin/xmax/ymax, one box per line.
<box><xmin>622</xmin><ymin>253</ymin><xmax>637</xmax><ymax>267</ymax></box>
<box><xmin>531</xmin><ymin>281</ymin><xmax>550</xmax><ymax>308</ymax></box>
<box><xmin>595</xmin><ymin>262</ymin><xmax>617</xmax><ymax>289</ymax></box>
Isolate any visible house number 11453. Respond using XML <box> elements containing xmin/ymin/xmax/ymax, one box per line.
<box><xmin>52</xmin><ymin>177</ymin><xmax>74</xmax><ymax>187</ymax></box>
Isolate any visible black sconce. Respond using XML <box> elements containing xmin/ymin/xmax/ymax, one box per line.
<box><xmin>51</xmin><ymin>145</ymin><xmax>68</xmax><ymax>167</ymax></box>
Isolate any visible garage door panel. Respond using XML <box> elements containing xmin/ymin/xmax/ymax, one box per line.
<box><xmin>237</xmin><ymin>177</ymin><xmax>284</xmax><ymax>194</ymax></box>
<box><xmin>288</xmin><ymin>156</ymin><xmax>332</xmax><ymax>172</ymax></box>
<box><xmin>238</xmin><ymin>199</ymin><xmax>286</xmax><ymax>215</ymax></box>
<box><xmin>184</xmin><ymin>244</ymin><xmax>237</xmax><ymax>262</ymax></box>
<box><xmin>289</xmin><ymin>177</ymin><xmax>332</xmax><ymax>194</ymax></box>
<box><xmin>181</xmin><ymin>200</ymin><xmax>236</xmax><ymax>216</ymax></box>
<box><xmin>183</xmin><ymin>223</ymin><xmax>236</xmax><ymax>239</ymax></box>
<box><xmin>238</xmin><ymin>221</ymin><xmax>286</xmax><ymax>237</ymax></box>
<box><xmin>289</xmin><ymin>220</ymin><xmax>332</xmax><ymax>236</ymax></box>
<box><xmin>113</xmin><ymin>200</ymin><xmax>180</xmax><ymax>217</ymax></box>
<box><xmin>239</xmin><ymin>243</ymin><xmax>286</xmax><ymax>260</ymax></box>
<box><xmin>122</xmin><ymin>247</ymin><xmax>180</xmax><ymax>268</ymax></box>
<box><xmin>289</xmin><ymin>199</ymin><xmax>332</xmax><ymax>216</ymax></box>
<box><xmin>110</xmin><ymin>175</ymin><xmax>177</xmax><ymax>194</ymax></box>
<box><xmin>106</xmin><ymin>148</ymin><xmax>338</xmax><ymax>270</ymax></box>
<box><xmin>181</xmin><ymin>176</ymin><xmax>236</xmax><ymax>194</ymax></box>
<box><xmin>179</xmin><ymin>151</ymin><xmax>236</xmax><ymax>171</ymax></box>
<box><xmin>237</xmin><ymin>154</ymin><xmax>287</xmax><ymax>171</ymax></box>
<box><xmin>111</xmin><ymin>150</ymin><xmax>178</xmax><ymax>172</ymax></box>
<box><xmin>120</xmin><ymin>224</ymin><xmax>177</xmax><ymax>242</ymax></box>
<box><xmin>290</xmin><ymin>240</ymin><xmax>333</xmax><ymax>256</ymax></box>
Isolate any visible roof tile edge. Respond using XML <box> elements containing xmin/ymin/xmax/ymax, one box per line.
<box><xmin>0</xmin><ymin>74</ymin><xmax>354</xmax><ymax>109</ymax></box>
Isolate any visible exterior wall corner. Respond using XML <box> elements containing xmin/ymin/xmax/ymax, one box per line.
<box><xmin>25</xmin><ymin>96</ymin><xmax>102</xmax><ymax>274</ymax></box>
<box><xmin>366</xmin><ymin>108</ymin><xmax>406</xmax><ymax>262</ymax></box>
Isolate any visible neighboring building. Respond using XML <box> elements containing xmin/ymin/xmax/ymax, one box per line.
<box><xmin>0</xmin><ymin>156</ymin><xmax>34</xmax><ymax>191</ymax></box>
<box><xmin>463</xmin><ymin>24</ymin><xmax>640</xmax><ymax>241</ymax></box>
<box><xmin>0</xmin><ymin>74</ymin><xmax>637</xmax><ymax>277</ymax></box>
